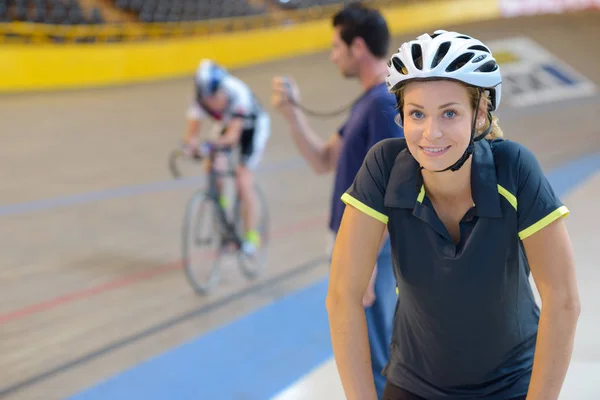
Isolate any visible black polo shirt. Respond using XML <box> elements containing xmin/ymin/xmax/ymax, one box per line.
<box><xmin>341</xmin><ymin>138</ymin><xmax>569</xmax><ymax>399</ymax></box>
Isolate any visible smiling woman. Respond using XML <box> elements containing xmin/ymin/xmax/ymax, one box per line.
<box><xmin>328</xmin><ymin>29</ymin><xmax>580</xmax><ymax>400</ymax></box>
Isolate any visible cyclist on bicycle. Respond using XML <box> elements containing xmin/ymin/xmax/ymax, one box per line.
<box><xmin>183</xmin><ymin>59</ymin><xmax>271</xmax><ymax>256</ymax></box>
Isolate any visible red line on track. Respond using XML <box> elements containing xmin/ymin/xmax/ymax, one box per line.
<box><xmin>0</xmin><ymin>215</ymin><xmax>326</xmax><ymax>326</ymax></box>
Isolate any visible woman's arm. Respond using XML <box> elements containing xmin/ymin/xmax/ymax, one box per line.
<box><xmin>523</xmin><ymin>218</ymin><xmax>581</xmax><ymax>400</ymax></box>
<box><xmin>326</xmin><ymin>205</ymin><xmax>386</xmax><ymax>400</ymax></box>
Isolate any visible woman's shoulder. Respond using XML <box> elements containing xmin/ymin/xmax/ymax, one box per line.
<box><xmin>488</xmin><ymin>138</ymin><xmax>537</xmax><ymax>166</ymax></box>
<box><xmin>369</xmin><ymin>137</ymin><xmax>408</xmax><ymax>161</ymax></box>
<box><xmin>487</xmin><ymin>138</ymin><xmax>546</xmax><ymax>187</ymax></box>
<box><xmin>361</xmin><ymin>138</ymin><xmax>408</xmax><ymax>180</ymax></box>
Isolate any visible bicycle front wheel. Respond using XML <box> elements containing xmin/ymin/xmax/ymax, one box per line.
<box><xmin>182</xmin><ymin>190</ymin><xmax>224</xmax><ymax>295</ymax></box>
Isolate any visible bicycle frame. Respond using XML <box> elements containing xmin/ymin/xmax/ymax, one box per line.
<box><xmin>204</xmin><ymin>148</ymin><xmax>243</xmax><ymax>248</ymax></box>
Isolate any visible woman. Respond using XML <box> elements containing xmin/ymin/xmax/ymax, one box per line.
<box><xmin>326</xmin><ymin>30</ymin><xmax>580</xmax><ymax>400</ymax></box>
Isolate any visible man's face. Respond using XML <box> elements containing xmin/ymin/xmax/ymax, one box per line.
<box><xmin>330</xmin><ymin>27</ymin><xmax>359</xmax><ymax>78</ymax></box>
<box><xmin>202</xmin><ymin>89</ymin><xmax>228</xmax><ymax>112</ymax></box>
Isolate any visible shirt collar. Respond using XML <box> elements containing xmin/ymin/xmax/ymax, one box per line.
<box><xmin>384</xmin><ymin>140</ymin><xmax>502</xmax><ymax>218</ymax></box>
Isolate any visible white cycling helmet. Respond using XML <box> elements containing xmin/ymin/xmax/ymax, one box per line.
<box><xmin>195</xmin><ymin>59</ymin><xmax>227</xmax><ymax>98</ymax></box>
<box><xmin>386</xmin><ymin>30</ymin><xmax>502</xmax><ymax>111</ymax></box>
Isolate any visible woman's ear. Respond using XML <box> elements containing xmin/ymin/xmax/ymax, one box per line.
<box><xmin>475</xmin><ymin>109</ymin><xmax>488</xmax><ymax>132</ymax></box>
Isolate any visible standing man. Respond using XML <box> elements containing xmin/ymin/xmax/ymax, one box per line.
<box><xmin>271</xmin><ymin>2</ymin><xmax>403</xmax><ymax>398</ymax></box>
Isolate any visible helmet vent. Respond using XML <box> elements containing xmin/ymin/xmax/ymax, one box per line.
<box><xmin>411</xmin><ymin>44</ymin><xmax>423</xmax><ymax>70</ymax></box>
<box><xmin>392</xmin><ymin>56</ymin><xmax>407</xmax><ymax>75</ymax></box>
<box><xmin>475</xmin><ymin>60</ymin><xmax>499</xmax><ymax>73</ymax></box>
<box><xmin>456</xmin><ymin>35</ymin><xmax>472</xmax><ymax>40</ymax></box>
<box><xmin>431</xmin><ymin>41</ymin><xmax>451</xmax><ymax>69</ymax></box>
<box><xmin>445</xmin><ymin>52</ymin><xmax>475</xmax><ymax>72</ymax></box>
<box><xmin>468</xmin><ymin>44</ymin><xmax>490</xmax><ymax>53</ymax></box>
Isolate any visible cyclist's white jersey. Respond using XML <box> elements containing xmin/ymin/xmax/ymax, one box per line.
<box><xmin>186</xmin><ymin>75</ymin><xmax>265</xmax><ymax>128</ymax></box>
<box><xmin>186</xmin><ymin>75</ymin><xmax>270</xmax><ymax>170</ymax></box>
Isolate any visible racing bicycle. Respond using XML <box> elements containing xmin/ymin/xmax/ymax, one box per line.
<box><xmin>168</xmin><ymin>143</ymin><xmax>270</xmax><ymax>295</ymax></box>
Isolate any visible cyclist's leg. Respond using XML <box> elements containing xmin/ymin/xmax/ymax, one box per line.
<box><xmin>237</xmin><ymin>113</ymin><xmax>270</xmax><ymax>253</ymax></box>
<box><xmin>213</xmin><ymin>126</ymin><xmax>229</xmax><ymax>208</ymax></box>
<box><xmin>236</xmin><ymin>164</ymin><xmax>258</xmax><ymax>246</ymax></box>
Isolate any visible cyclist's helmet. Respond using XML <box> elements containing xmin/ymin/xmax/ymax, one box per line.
<box><xmin>195</xmin><ymin>59</ymin><xmax>227</xmax><ymax>99</ymax></box>
<box><xmin>385</xmin><ymin>30</ymin><xmax>503</xmax><ymax>172</ymax></box>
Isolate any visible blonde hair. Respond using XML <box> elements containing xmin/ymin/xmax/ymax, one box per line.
<box><xmin>393</xmin><ymin>81</ymin><xmax>504</xmax><ymax>140</ymax></box>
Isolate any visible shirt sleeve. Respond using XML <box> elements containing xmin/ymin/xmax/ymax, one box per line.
<box><xmin>366</xmin><ymin>96</ymin><xmax>404</xmax><ymax>148</ymax></box>
<box><xmin>516</xmin><ymin>144</ymin><xmax>570</xmax><ymax>240</ymax></box>
<box><xmin>341</xmin><ymin>140</ymin><xmax>394</xmax><ymax>225</ymax></box>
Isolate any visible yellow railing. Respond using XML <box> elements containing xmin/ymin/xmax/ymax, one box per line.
<box><xmin>0</xmin><ymin>0</ymin><xmax>500</xmax><ymax>92</ymax></box>
<box><xmin>0</xmin><ymin>0</ymin><xmax>400</xmax><ymax>44</ymax></box>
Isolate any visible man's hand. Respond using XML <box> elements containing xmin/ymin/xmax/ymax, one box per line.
<box><xmin>362</xmin><ymin>286</ymin><xmax>376</xmax><ymax>307</ymax></box>
<box><xmin>272</xmin><ymin>76</ymin><xmax>301</xmax><ymax>120</ymax></box>
<box><xmin>362</xmin><ymin>264</ymin><xmax>378</xmax><ymax>308</ymax></box>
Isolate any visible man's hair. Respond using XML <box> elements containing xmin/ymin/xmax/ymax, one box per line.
<box><xmin>332</xmin><ymin>2</ymin><xmax>390</xmax><ymax>58</ymax></box>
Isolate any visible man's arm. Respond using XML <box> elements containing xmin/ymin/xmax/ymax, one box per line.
<box><xmin>272</xmin><ymin>76</ymin><xmax>342</xmax><ymax>174</ymax></box>
<box><xmin>288</xmin><ymin>111</ymin><xmax>341</xmax><ymax>174</ymax></box>
<box><xmin>184</xmin><ymin>116</ymin><xmax>200</xmax><ymax>138</ymax></box>
<box><xmin>183</xmin><ymin>101</ymin><xmax>204</xmax><ymax>149</ymax></box>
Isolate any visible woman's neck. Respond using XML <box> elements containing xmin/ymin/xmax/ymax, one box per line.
<box><xmin>421</xmin><ymin>157</ymin><xmax>473</xmax><ymax>203</ymax></box>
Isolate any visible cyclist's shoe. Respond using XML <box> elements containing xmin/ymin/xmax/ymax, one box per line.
<box><xmin>241</xmin><ymin>229</ymin><xmax>261</xmax><ymax>257</ymax></box>
<box><xmin>241</xmin><ymin>241</ymin><xmax>258</xmax><ymax>257</ymax></box>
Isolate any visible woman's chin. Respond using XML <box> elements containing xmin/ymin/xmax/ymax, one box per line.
<box><xmin>414</xmin><ymin>148</ymin><xmax>465</xmax><ymax>172</ymax></box>
<box><xmin>416</xmin><ymin>157</ymin><xmax>453</xmax><ymax>172</ymax></box>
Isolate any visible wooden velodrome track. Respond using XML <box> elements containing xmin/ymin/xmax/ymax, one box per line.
<box><xmin>1</xmin><ymin>11</ymin><xmax>599</xmax><ymax>400</ymax></box>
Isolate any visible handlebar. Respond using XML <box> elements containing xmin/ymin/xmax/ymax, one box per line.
<box><xmin>169</xmin><ymin>141</ymin><xmax>235</xmax><ymax>179</ymax></box>
<box><xmin>182</xmin><ymin>141</ymin><xmax>233</xmax><ymax>161</ymax></box>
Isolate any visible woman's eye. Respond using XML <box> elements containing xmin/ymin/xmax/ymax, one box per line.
<box><xmin>443</xmin><ymin>110</ymin><xmax>457</xmax><ymax>119</ymax></box>
<box><xmin>410</xmin><ymin>110</ymin><xmax>424</xmax><ymax>119</ymax></box>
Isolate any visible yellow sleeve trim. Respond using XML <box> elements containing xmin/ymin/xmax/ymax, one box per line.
<box><xmin>497</xmin><ymin>184</ymin><xmax>517</xmax><ymax>210</ymax></box>
<box><xmin>518</xmin><ymin>205</ymin><xmax>570</xmax><ymax>240</ymax></box>
<box><xmin>341</xmin><ymin>193</ymin><xmax>388</xmax><ymax>224</ymax></box>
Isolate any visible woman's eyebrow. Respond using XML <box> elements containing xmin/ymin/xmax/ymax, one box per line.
<box><xmin>406</xmin><ymin>102</ymin><xmax>461</xmax><ymax>109</ymax></box>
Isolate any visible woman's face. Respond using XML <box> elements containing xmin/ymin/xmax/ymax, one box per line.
<box><xmin>402</xmin><ymin>80</ymin><xmax>483</xmax><ymax>172</ymax></box>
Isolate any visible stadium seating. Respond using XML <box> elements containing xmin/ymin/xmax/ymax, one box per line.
<box><xmin>113</xmin><ymin>0</ymin><xmax>267</xmax><ymax>23</ymax></box>
<box><xmin>0</xmin><ymin>0</ymin><xmax>401</xmax><ymax>25</ymax></box>
<box><xmin>0</xmin><ymin>0</ymin><xmax>104</xmax><ymax>24</ymax></box>
<box><xmin>0</xmin><ymin>0</ymin><xmax>270</xmax><ymax>24</ymax></box>
<box><xmin>271</xmin><ymin>0</ymin><xmax>395</xmax><ymax>11</ymax></box>
<box><xmin>273</xmin><ymin>0</ymin><xmax>355</xmax><ymax>11</ymax></box>
<box><xmin>0</xmin><ymin>0</ymin><xmax>405</xmax><ymax>44</ymax></box>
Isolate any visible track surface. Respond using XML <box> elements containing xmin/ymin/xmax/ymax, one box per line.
<box><xmin>1</xmin><ymin>11</ymin><xmax>599</xmax><ymax>399</ymax></box>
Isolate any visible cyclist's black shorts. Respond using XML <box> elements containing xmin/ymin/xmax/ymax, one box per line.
<box><xmin>219</xmin><ymin>113</ymin><xmax>270</xmax><ymax>171</ymax></box>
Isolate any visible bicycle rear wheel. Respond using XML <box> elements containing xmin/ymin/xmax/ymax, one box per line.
<box><xmin>236</xmin><ymin>183</ymin><xmax>270</xmax><ymax>279</ymax></box>
<box><xmin>182</xmin><ymin>190</ymin><xmax>224</xmax><ymax>295</ymax></box>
